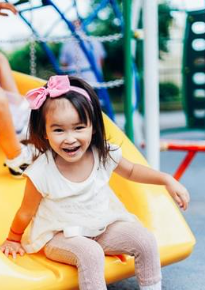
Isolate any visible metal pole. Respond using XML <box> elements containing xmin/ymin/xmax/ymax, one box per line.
<box><xmin>123</xmin><ymin>0</ymin><xmax>134</xmax><ymax>141</ymax></box>
<box><xmin>143</xmin><ymin>0</ymin><xmax>160</xmax><ymax>170</ymax></box>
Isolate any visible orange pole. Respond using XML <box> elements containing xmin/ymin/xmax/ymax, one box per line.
<box><xmin>173</xmin><ymin>151</ymin><xmax>196</xmax><ymax>181</ymax></box>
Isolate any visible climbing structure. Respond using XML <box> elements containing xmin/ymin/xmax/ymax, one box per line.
<box><xmin>183</xmin><ymin>9</ymin><xmax>205</xmax><ymax>128</ymax></box>
<box><xmin>5</xmin><ymin>0</ymin><xmax>140</xmax><ymax>122</ymax></box>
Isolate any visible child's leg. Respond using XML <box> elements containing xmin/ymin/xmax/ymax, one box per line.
<box><xmin>0</xmin><ymin>88</ymin><xmax>21</xmax><ymax>159</ymax></box>
<box><xmin>44</xmin><ymin>232</ymin><xmax>107</xmax><ymax>290</ymax></box>
<box><xmin>96</xmin><ymin>221</ymin><xmax>162</xmax><ymax>289</ymax></box>
<box><xmin>0</xmin><ymin>53</ymin><xmax>22</xmax><ymax>158</ymax></box>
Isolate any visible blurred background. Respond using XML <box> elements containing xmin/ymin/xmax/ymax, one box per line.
<box><xmin>0</xmin><ymin>0</ymin><xmax>204</xmax><ymax>121</ymax></box>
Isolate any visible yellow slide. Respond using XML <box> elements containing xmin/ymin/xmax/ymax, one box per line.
<box><xmin>0</xmin><ymin>72</ymin><xmax>195</xmax><ymax>290</ymax></box>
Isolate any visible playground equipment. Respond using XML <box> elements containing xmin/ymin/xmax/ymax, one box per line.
<box><xmin>4</xmin><ymin>0</ymin><xmax>140</xmax><ymax>124</ymax></box>
<box><xmin>183</xmin><ymin>9</ymin><xmax>205</xmax><ymax>128</ymax></box>
<box><xmin>160</xmin><ymin>139</ymin><xmax>205</xmax><ymax>180</ymax></box>
<box><xmin>0</xmin><ymin>71</ymin><xmax>195</xmax><ymax>290</ymax></box>
<box><xmin>8</xmin><ymin>0</ymin><xmax>119</xmax><ymax>120</ymax></box>
<box><xmin>4</xmin><ymin>0</ymin><xmax>142</xmax><ymax>141</ymax></box>
<box><xmin>157</xmin><ymin>8</ymin><xmax>205</xmax><ymax>181</ymax></box>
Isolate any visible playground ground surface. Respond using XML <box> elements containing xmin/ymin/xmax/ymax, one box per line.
<box><xmin>108</xmin><ymin>111</ymin><xmax>205</xmax><ymax>290</ymax></box>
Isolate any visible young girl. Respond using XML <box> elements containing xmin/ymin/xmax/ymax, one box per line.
<box><xmin>0</xmin><ymin>75</ymin><xmax>189</xmax><ymax>290</ymax></box>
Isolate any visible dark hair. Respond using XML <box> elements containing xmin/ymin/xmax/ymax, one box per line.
<box><xmin>28</xmin><ymin>76</ymin><xmax>110</xmax><ymax>165</ymax></box>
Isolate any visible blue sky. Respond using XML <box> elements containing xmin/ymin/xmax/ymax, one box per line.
<box><xmin>0</xmin><ymin>0</ymin><xmax>204</xmax><ymax>51</ymax></box>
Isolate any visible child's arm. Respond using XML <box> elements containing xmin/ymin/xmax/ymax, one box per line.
<box><xmin>114</xmin><ymin>157</ymin><xmax>190</xmax><ymax>210</ymax></box>
<box><xmin>0</xmin><ymin>177</ymin><xmax>42</xmax><ymax>258</ymax></box>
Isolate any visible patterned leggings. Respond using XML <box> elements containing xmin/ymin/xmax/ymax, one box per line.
<box><xmin>44</xmin><ymin>221</ymin><xmax>161</xmax><ymax>290</ymax></box>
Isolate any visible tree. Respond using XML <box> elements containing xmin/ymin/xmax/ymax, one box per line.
<box><xmin>7</xmin><ymin>42</ymin><xmax>61</xmax><ymax>79</ymax></box>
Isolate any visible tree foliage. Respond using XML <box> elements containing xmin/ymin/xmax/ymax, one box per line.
<box><xmin>7</xmin><ymin>42</ymin><xmax>60</xmax><ymax>79</ymax></box>
<box><xmin>87</xmin><ymin>1</ymin><xmax>173</xmax><ymax>78</ymax></box>
<box><xmin>158</xmin><ymin>3</ymin><xmax>173</xmax><ymax>56</ymax></box>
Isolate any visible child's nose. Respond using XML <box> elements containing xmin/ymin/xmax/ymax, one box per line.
<box><xmin>64</xmin><ymin>132</ymin><xmax>76</xmax><ymax>144</ymax></box>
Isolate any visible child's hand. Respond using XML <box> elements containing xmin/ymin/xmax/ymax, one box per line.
<box><xmin>0</xmin><ymin>3</ymin><xmax>18</xmax><ymax>16</ymax></box>
<box><xmin>165</xmin><ymin>175</ymin><xmax>190</xmax><ymax>210</ymax></box>
<box><xmin>0</xmin><ymin>240</ymin><xmax>25</xmax><ymax>259</ymax></box>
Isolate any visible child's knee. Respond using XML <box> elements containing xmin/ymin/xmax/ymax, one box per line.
<box><xmin>138</xmin><ymin>230</ymin><xmax>159</xmax><ymax>259</ymax></box>
<box><xmin>79</xmin><ymin>241</ymin><xmax>105</xmax><ymax>267</ymax></box>
<box><xmin>44</xmin><ymin>243</ymin><xmax>53</xmax><ymax>258</ymax></box>
<box><xmin>131</xmin><ymin>227</ymin><xmax>159</xmax><ymax>259</ymax></box>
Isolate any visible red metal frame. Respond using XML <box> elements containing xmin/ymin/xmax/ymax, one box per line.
<box><xmin>161</xmin><ymin>140</ymin><xmax>205</xmax><ymax>180</ymax></box>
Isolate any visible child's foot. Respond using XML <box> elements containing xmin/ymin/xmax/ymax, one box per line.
<box><xmin>4</xmin><ymin>144</ymin><xmax>33</xmax><ymax>178</ymax></box>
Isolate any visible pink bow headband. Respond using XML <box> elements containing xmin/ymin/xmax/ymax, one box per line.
<box><xmin>26</xmin><ymin>75</ymin><xmax>91</xmax><ymax>110</ymax></box>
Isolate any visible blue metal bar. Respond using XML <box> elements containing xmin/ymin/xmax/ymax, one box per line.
<box><xmin>109</xmin><ymin>0</ymin><xmax>124</xmax><ymax>30</ymax></box>
<box><xmin>4</xmin><ymin>0</ymin><xmax>62</xmax><ymax>74</ymax></box>
<box><xmin>73</xmin><ymin>0</ymin><xmax>83</xmax><ymax>23</ymax></box>
<box><xmin>82</xmin><ymin>0</ymin><xmax>109</xmax><ymax>28</ymax></box>
<box><xmin>44</xmin><ymin>4</ymin><xmax>73</xmax><ymax>37</ymax></box>
<box><xmin>14</xmin><ymin>5</ymin><xmax>44</xmax><ymax>13</ymax></box>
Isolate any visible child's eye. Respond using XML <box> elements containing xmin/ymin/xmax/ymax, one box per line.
<box><xmin>75</xmin><ymin>125</ymin><xmax>86</xmax><ymax>130</ymax></box>
<box><xmin>53</xmin><ymin>128</ymin><xmax>63</xmax><ymax>132</ymax></box>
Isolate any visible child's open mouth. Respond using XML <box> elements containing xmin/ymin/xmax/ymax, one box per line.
<box><xmin>63</xmin><ymin>146</ymin><xmax>80</xmax><ymax>154</ymax></box>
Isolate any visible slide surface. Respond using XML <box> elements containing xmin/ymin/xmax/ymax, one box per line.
<box><xmin>0</xmin><ymin>72</ymin><xmax>195</xmax><ymax>290</ymax></box>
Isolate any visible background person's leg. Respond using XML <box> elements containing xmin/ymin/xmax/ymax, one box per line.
<box><xmin>0</xmin><ymin>88</ymin><xmax>21</xmax><ymax>159</ymax></box>
<box><xmin>0</xmin><ymin>52</ymin><xmax>21</xmax><ymax>104</ymax></box>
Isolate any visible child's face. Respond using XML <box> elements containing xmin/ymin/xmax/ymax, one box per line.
<box><xmin>45</xmin><ymin>99</ymin><xmax>93</xmax><ymax>164</ymax></box>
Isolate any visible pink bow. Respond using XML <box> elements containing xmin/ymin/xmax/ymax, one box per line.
<box><xmin>26</xmin><ymin>75</ymin><xmax>90</xmax><ymax>109</ymax></box>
